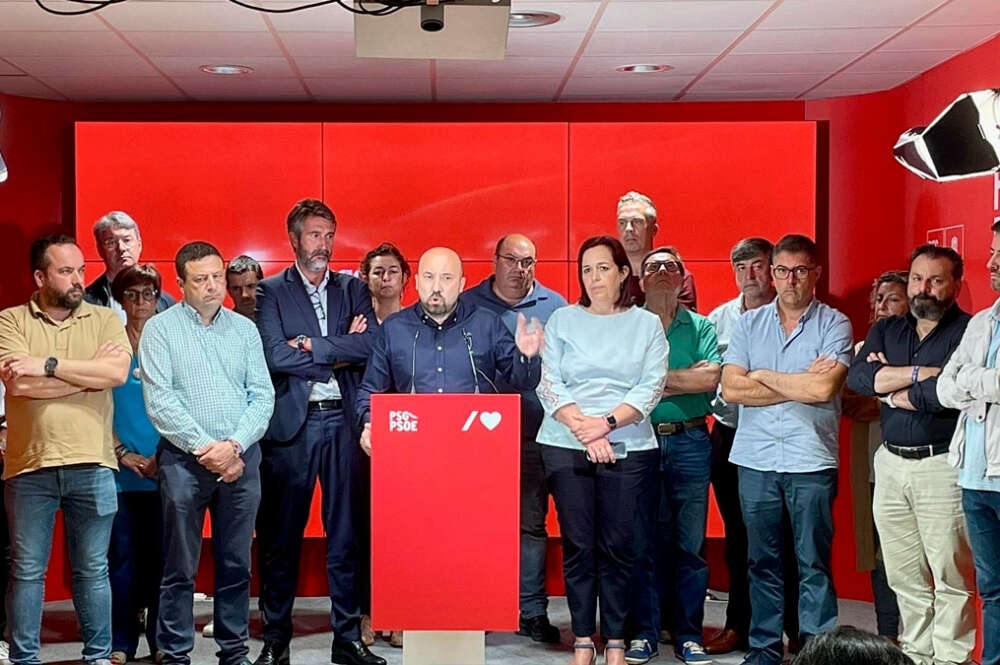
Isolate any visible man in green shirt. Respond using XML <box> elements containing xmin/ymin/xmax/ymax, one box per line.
<box><xmin>626</xmin><ymin>247</ymin><xmax>722</xmax><ymax>665</ymax></box>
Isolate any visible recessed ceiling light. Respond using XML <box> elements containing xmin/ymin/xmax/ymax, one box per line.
<box><xmin>616</xmin><ymin>64</ymin><xmax>673</xmax><ymax>74</ymax></box>
<box><xmin>199</xmin><ymin>64</ymin><xmax>254</xmax><ymax>76</ymax></box>
<box><xmin>509</xmin><ymin>11</ymin><xmax>561</xmax><ymax>27</ymax></box>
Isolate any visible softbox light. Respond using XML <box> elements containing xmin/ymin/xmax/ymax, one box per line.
<box><xmin>893</xmin><ymin>89</ymin><xmax>1000</xmax><ymax>182</ymax></box>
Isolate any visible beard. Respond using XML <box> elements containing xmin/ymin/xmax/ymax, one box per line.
<box><xmin>910</xmin><ymin>293</ymin><xmax>953</xmax><ymax>320</ymax></box>
<box><xmin>45</xmin><ymin>284</ymin><xmax>84</xmax><ymax>310</ymax></box>
<box><xmin>298</xmin><ymin>247</ymin><xmax>330</xmax><ymax>272</ymax></box>
<box><xmin>420</xmin><ymin>291</ymin><xmax>454</xmax><ymax>316</ymax></box>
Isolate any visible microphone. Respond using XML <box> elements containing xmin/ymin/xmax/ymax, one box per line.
<box><xmin>462</xmin><ymin>329</ymin><xmax>480</xmax><ymax>394</ymax></box>
<box><xmin>462</xmin><ymin>329</ymin><xmax>500</xmax><ymax>394</ymax></box>
<box><xmin>409</xmin><ymin>330</ymin><xmax>420</xmax><ymax>394</ymax></box>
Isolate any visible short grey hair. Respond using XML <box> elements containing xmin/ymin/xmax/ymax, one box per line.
<box><xmin>93</xmin><ymin>211</ymin><xmax>141</xmax><ymax>242</ymax></box>
<box><xmin>616</xmin><ymin>191</ymin><xmax>657</xmax><ymax>223</ymax></box>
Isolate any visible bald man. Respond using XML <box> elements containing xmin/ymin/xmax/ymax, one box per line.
<box><xmin>357</xmin><ymin>246</ymin><xmax>543</xmax><ymax>451</ymax></box>
<box><xmin>462</xmin><ymin>234</ymin><xmax>566</xmax><ymax>641</ymax></box>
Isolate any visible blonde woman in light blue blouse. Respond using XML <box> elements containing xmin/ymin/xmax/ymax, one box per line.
<box><xmin>536</xmin><ymin>235</ymin><xmax>668</xmax><ymax>665</ymax></box>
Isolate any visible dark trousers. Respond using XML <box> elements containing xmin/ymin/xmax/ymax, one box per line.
<box><xmin>156</xmin><ymin>443</ymin><xmax>261</xmax><ymax>665</ymax></box>
<box><xmin>109</xmin><ymin>491</ymin><xmax>163</xmax><ymax>658</ymax></box>
<box><xmin>710</xmin><ymin>423</ymin><xmax>798</xmax><ymax>639</ymax></box>
<box><xmin>256</xmin><ymin>408</ymin><xmax>364</xmax><ymax>644</ymax></box>
<box><xmin>739</xmin><ymin>467</ymin><xmax>838</xmax><ymax>663</ymax></box>
<box><xmin>630</xmin><ymin>425</ymin><xmax>711</xmax><ymax>646</ymax></box>
<box><xmin>0</xmin><ymin>460</ymin><xmax>8</xmax><ymax>639</ymax></box>
<box><xmin>868</xmin><ymin>484</ymin><xmax>900</xmax><ymax>638</ymax></box>
<box><xmin>963</xmin><ymin>488</ymin><xmax>1000</xmax><ymax>665</ymax></box>
<box><xmin>520</xmin><ymin>438</ymin><xmax>550</xmax><ymax>619</ymax></box>
<box><xmin>543</xmin><ymin>444</ymin><xmax>656</xmax><ymax>639</ymax></box>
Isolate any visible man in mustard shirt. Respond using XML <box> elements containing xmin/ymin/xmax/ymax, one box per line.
<box><xmin>627</xmin><ymin>246</ymin><xmax>722</xmax><ymax>665</ymax></box>
<box><xmin>0</xmin><ymin>235</ymin><xmax>131</xmax><ymax>665</ymax></box>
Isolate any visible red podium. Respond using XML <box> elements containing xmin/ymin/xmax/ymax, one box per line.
<box><xmin>370</xmin><ymin>393</ymin><xmax>520</xmax><ymax>663</ymax></box>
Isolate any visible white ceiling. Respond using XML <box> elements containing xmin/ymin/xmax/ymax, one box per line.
<box><xmin>0</xmin><ymin>0</ymin><xmax>998</xmax><ymax>103</ymax></box>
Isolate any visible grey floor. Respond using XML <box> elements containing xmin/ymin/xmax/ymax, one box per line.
<box><xmin>35</xmin><ymin>592</ymin><xmax>877</xmax><ymax>665</ymax></box>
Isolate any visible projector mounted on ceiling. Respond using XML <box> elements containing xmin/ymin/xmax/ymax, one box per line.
<box><xmin>354</xmin><ymin>0</ymin><xmax>511</xmax><ymax>60</ymax></box>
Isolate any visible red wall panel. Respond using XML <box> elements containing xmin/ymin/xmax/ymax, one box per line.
<box><xmin>75</xmin><ymin>123</ymin><xmax>323</xmax><ymax>263</ymax></box>
<box><xmin>322</xmin><ymin>123</ymin><xmax>569</xmax><ymax>262</ymax></box>
<box><xmin>568</xmin><ymin>122</ymin><xmax>816</xmax><ymax>261</ymax></box>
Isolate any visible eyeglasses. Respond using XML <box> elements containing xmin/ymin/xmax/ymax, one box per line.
<box><xmin>496</xmin><ymin>254</ymin><xmax>536</xmax><ymax>270</ymax></box>
<box><xmin>122</xmin><ymin>288</ymin><xmax>159</xmax><ymax>302</ymax></box>
<box><xmin>643</xmin><ymin>260</ymin><xmax>681</xmax><ymax>275</ymax></box>
<box><xmin>772</xmin><ymin>265</ymin><xmax>816</xmax><ymax>280</ymax></box>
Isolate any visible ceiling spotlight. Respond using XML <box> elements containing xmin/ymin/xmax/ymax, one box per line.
<box><xmin>616</xmin><ymin>64</ymin><xmax>673</xmax><ymax>73</ymax></box>
<box><xmin>509</xmin><ymin>11</ymin><xmax>561</xmax><ymax>27</ymax></box>
<box><xmin>199</xmin><ymin>64</ymin><xmax>255</xmax><ymax>76</ymax></box>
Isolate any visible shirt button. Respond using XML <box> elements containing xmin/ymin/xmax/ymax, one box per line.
<box><xmin>437</xmin><ymin>388</ymin><xmax>443</xmax><ymax>393</ymax></box>
<box><xmin>438</xmin><ymin>325</ymin><xmax>442</xmax><ymax>330</ymax></box>
<box><xmin>437</xmin><ymin>346</ymin><xmax>442</xmax><ymax>351</ymax></box>
<box><xmin>437</xmin><ymin>367</ymin><xmax>443</xmax><ymax>372</ymax></box>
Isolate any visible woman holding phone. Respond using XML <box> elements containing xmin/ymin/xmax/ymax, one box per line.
<box><xmin>536</xmin><ymin>235</ymin><xmax>668</xmax><ymax>665</ymax></box>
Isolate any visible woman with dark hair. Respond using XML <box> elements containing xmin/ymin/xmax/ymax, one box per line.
<box><xmin>792</xmin><ymin>626</ymin><xmax>915</xmax><ymax>665</ymax></box>
<box><xmin>356</xmin><ymin>242</ymin><xmax>410</xmax><ymax>648</ymax></box>
<box><xmin>359</xmin><ymin>242</ymin><xmax>411</xmax><ymax>325</ymax></box>
<box><xmin>536</xmin><ymin>235</ymin><xmax>668</xmax><ymax>665</ymax></box>
<box><xmin>844</xmin><ymin>270</ymin><xmax>908</xmax><ymax>643</ymax></box>
<box><xmin>108</xmin><ymin>264</ymin><xmax>165</xmax><ymax>665</ymax></box>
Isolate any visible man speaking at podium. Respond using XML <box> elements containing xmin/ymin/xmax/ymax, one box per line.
<box><xmin>357</xmin><ymin>247</ymin><xmax>545</xmax><ymax>454</ymax></box>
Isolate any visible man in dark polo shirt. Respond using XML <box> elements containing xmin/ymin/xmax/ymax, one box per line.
<box><xmin>847</xmin><ymin>243</ymin><xmax>975</xmax><ymax>665</ymax></box>
<box><xmin>462</xmin><ymin>233</ymin><xmax>566</xmax><ymax>642</ymax></box>
<box><xmin>626</xmin><ymin>246</ymin><xmax>721</xmax><ymax>665</ymax></box>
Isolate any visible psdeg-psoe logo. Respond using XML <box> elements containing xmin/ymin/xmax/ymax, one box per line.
<box><xmin>388</xmin><ymin>410</ymin><xmax>419</xmax><ymax>432</ymax></box>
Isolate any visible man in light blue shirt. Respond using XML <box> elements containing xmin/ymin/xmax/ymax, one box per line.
<box><xmin>140</xmin><ymin>241</ymin><xmax>274</xmax><ymax>665</ymax></box>
<box><xmin>720</xmin><ymin>234</ymin><xmax>852</xmax><ymax>665</ymax></box>
<box><xmin>938</xmin><ymin>221</ymin><xmax>1000</xmax><ymax>665</ymax></box>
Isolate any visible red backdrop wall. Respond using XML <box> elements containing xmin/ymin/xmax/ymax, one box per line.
<box><xmin>4</xmin><ymin>24</ymin><xmax>1000</xmax><ymax>609</ymax></box>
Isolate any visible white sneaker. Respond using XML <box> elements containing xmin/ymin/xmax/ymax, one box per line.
<box><xmin>202</xmin><ymin>621</ymin><xmax>214</xmax><ymax>637</ymax></box>
<box><xmin>0</xmin><ymin>639</ymin><xmax>11</xmax><ymax>665</ymax></box>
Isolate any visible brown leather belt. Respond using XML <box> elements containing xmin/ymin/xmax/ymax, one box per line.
<box><xmin>655</xmin><ymin>416</ymin><xmax>707</xmax><ymax>436</ymax></box>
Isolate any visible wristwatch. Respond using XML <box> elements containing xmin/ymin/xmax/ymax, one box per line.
<box><xmin>295</xmin><ymin>335</ymin><xmax>309</xmax><ymax>351</ymax></box>
<box><xmin>605</xmin><ymin>413</ymin><xmax>618</xmax><ymax>430</ymax></box>
<box><xmin>44</xmin><ymin>357</ymin><xmax>58</xmax><ymax>378</ymax></box>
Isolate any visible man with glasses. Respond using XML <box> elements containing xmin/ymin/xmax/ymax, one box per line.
<box><xmin>704</xmin><ymin>238</ymin><xmax>799</xmax><ymax>657</ymax></box>
<box><xmin>86</xmin><ymin>211</ymin><xmax>174</xmax><ymax>320</ymax></box>
<box><xmin>849</xmin><ymin>244</ymin><xmax>974</xmax><ymax>665</ymax></box>
<box><xmin>616</xmin><ymin>191</ymin><xmax>696</xmax><ymax>310</ymax></box>
<box><xmin>626</xmin><ymin>247</ymin><xmax>721</xmax><ymax>665</ymax></box>
<box><xmin>253</xmin><ymin>200</ymin><xmax>382</xmax><ymax>665</ymax></box>
<box><xmin>721</xmin><ymin>234</ymin><xmax>852</xmax><ymax>665</ymax></box>
<box><xmin>462</xmin><ymin>234</ymin><xmax>566</xmax><ymax>642</ymax></box>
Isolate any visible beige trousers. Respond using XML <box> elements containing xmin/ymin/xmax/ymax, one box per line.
<box><xmin>872</xmin><ymin>445</ymin><xmax>976</xmax><ymax>665</ymax></box>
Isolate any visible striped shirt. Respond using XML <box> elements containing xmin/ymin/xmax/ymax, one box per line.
<box><xmin>139</xmin><ymin>300</ymin><xmax>274</xmax><ymax>454</ymax></box>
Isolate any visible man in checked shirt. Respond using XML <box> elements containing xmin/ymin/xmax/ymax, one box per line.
<box><xmin>140</xmin><ymin>241</ymin><xmax>275</xmax><ymax>665</ymax></box>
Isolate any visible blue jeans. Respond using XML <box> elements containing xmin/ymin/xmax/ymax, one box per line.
<box><xmin>963</xmin><ymin>488</ymin><xmax>1000</xmax><ymax>665</ymax></box>
<box><xmin>157</xmin><ymin>442</ymin><xmax>260</xmax><ymax>665</ymax></box>
<box><xmin>109</xmin><ymin>490</ymin><xmax>163</xmax><ymax>658</ymax></box>
<box><xmin>738</xmin><ymin>467</ymin><xmax>838</xmax><ymax>663</ymax></box>
<box><xmin>5</xmin><ymin>465</ymin><xmax>118</xmax><ymax>665</ymax></box>
<box><xmin>520</xmin><ymin>438</ymin><xmax>550</xmax><ymax>619</ymax></box>
<box><xmin>630</xmin><ymin>425</ymin><xmax>711</xmax><ymax>646</ymax></box>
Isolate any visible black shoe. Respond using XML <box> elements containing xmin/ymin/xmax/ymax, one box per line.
<box><xmin>516</xmin><ymin>615</ymin><xmax>561</xmax><ymax>643</ymax></box>
<box><xmin>254</xmin><ymin>642</ymin><xmax>290</xmax><ymax>665</ymax></box>
<box><xmin>331</xmin><ymin>640</ymin><xmax>386</xmax><ymax>665</ymax></box>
